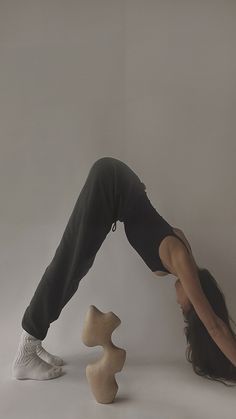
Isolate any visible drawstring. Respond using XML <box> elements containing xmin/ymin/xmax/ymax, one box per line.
<box><xmin>111</xmin><ymin>181</ymin><xmax>145</xmax><ymax>233</ymax></box>
<box><xmin>111</xmin><ymin>221</ymin><xmax>117</xmax><ymax>232</ymax></box>
<box><xmin>112</xmin><ymin>196</ymin><xmax>118</xmax><ymax>232</ymax></box>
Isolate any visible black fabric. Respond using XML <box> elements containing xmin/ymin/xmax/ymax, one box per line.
<box><xmin>123</xmin><ymin>190</ymin><xmax>190</xmax><ymax>272</ymax></box>
<box><xmin>21</xmin><ymin>157</ymin><xmax>144</xmax><ymax>340</ymax></box>
<box><xmin>21</xmin><ymin>156</ymin><xmax>188</xmax><ymax>340</ymax></box>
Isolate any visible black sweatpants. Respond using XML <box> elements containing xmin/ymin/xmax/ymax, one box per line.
<box><xmin>21</xmin><ymin>157</ymin><xmax>146</xmax><ymax>340</ymax></box>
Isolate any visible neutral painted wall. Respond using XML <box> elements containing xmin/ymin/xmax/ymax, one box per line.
<box><xmin>1</xmin><ymin>0</ymin><xmax>235</xmax><ymax>364</ymax></box>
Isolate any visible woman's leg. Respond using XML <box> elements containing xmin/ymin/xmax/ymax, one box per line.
<box><xmin>21</xmin><ymin>157</ymin><xmax>118</xmax><ymax>341</ymax></box>
<box><xmin>12</xmin><ymin>156</ymin><xmax>144</xmax><ymax>380</ymax></box>
<box><xmin>12</xmin><ymin>157</ymin><xmax>118</xmax><ymax>380</ymax></box>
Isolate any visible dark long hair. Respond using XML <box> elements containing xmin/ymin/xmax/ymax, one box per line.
<box><xmin>183</xmin><ymin>267</ymin><xmax>236</xmax><ymax>386</ymax></box>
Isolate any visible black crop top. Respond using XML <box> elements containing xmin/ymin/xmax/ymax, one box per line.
<box><xmin>121</xmin><ymin>191</ymin><xmax>191</xmax><ymax>274</ymax></box>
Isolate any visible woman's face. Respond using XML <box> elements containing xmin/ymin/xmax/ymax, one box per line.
<box><xmin>175</xmin><ymin>279</ymin><xmax>192</xmax><ymax>313</ymax></box>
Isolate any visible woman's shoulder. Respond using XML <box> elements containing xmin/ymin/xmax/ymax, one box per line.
<box><xmin>172</xmin><ymin>227</ymin><xmax>192</xmax><ymax>254</ymax></box>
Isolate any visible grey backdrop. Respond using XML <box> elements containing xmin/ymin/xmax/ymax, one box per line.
<box><xmin>1</xmin><ymin>0</ymin><xmax>236</xmax><ymax>370</ymax></box>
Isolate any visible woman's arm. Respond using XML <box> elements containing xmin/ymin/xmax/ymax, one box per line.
<box><xmin>172</xmin><ymin>249</ymin><xmax>236</xmax><ymax>366</ymax></box>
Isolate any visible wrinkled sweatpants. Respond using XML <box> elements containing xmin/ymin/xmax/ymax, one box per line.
<box><xmin>21</xmin><ymin>157</ymin><xmax>146</xmax><ymax>340</ymax></box>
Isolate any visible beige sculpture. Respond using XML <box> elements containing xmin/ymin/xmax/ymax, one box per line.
<box><xmin>81</xmin><ymin>305</ymin><xmax>126</xmax><ymax>404</ymax></box>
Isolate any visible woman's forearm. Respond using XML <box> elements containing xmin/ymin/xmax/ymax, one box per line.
<box><xmin>209</xmin><ymin>316</ymin><xmax>236</xmax><ymax>367</ymax></box>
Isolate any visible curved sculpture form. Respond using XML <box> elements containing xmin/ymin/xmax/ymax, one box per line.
<box><xmin>81</xmin><ymin>305</ymin><xmax>126</xmax><ymax>404</ymax></box>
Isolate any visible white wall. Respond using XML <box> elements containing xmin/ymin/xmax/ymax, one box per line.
<box><xmin>1</xmin><ymin>0</ymin><xmax>235</xmax><ymax>364</ymax></box>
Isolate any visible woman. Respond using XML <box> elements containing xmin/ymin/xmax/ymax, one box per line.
<box><xmin>12</xmin><ymin>157</ymin><xmax>236</xmax><ymax>385</ymax></box>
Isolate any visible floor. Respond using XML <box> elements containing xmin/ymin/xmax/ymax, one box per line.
<box><xmin>2</xmin><ymin>350</ymin><xmax>236</xmax><ymax>419</ymax></box>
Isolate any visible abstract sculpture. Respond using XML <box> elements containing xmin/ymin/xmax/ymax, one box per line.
<box><xmin>81</xmin><ymin>305</ymin><xmax>126</xmax><ymax>404</ymax></box>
